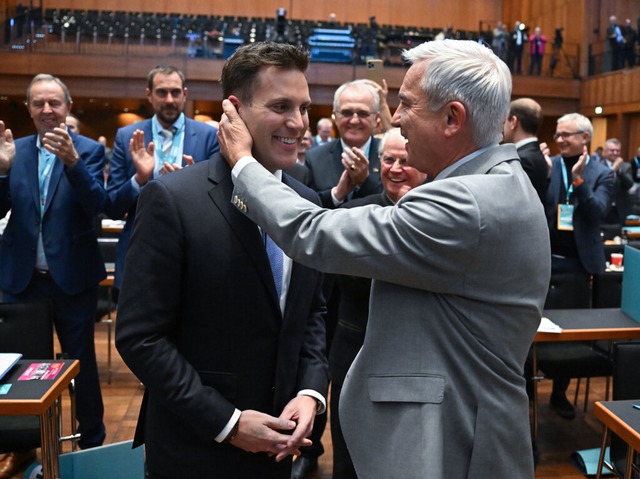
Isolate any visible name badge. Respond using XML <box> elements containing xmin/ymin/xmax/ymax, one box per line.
<box><xmin>558</xmin><ymin>204</ymin><xmax>574</xmax><ymax>231</ymax></box>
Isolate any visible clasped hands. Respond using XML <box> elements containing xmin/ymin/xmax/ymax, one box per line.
<box><xmin>128</xmin><ymin>129</ymin><xmax>194</xmax><ymax>185</ymax></box>
<box><xmin>229</xmin><ymin>395</ymin><xmax>318</xmax><ymax>462</ymax></box>
<box><xmin>0</xmin><ymin>120</ymin><xmax>81</xmax><ymax>175</ymax></box>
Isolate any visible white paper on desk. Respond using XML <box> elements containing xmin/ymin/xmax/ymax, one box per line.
<box><xmin>0</xmin><ymin>352</ymin><xmax>22</xmax><ymax>380</ymax></box>
<box><xmin>538</xmin><ymin>317</ymin><xmax>563</xmax><ymax>333</ymax></box>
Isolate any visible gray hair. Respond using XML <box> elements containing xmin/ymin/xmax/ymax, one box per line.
<box><xmin>333</xmin><ymin>80</ymin><xmax>380</xmax><ymax>113</ymax></box>
<box><xmin>402</xmin><ymin>39</ymin><xmax>512</xmax><ymax>147</ymax></box>
<box><xmin>378</xmin><ymin>127</ymin><xmax>404</xmax><ymax>156</ymax></box>
<box><xmin>557</xmin><ymin>113</ymin><xmax>593</xmax><ymax>139</ymax></box>
<box><xmin>26</xmin><ymin>73</ymin><xmax>72</xmax><ymax>105</ymax></box>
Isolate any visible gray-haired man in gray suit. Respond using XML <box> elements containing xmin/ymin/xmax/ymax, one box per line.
<box><xmin>218</xmin><ymin>39</ymin><xmax>550</xmax><ymax>479</ymax></box>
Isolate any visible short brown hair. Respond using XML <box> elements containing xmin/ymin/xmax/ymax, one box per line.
<box><xmin>147</xmin><ymin>65</ymin><xmax>186</xmax><ymax>90</ymax></box>
<box><xmin>220</xmin><ymin>41</ymin><xmax>309</xmax><ymax>104</ymax></box>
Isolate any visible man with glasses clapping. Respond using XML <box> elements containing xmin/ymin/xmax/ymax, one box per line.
<box><xmin>305</xmin><ymin>80</ymin><xmax>383</xmax><ymax>209</ymax></box>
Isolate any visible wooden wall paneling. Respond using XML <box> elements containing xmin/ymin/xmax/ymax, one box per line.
<box><xmin>590</xmin><ymin>117</ymin><xmax>608</xmax><ymax>153</ymax></box>
<box><xmin>628</xmin><ymin>114</ymin><xmax>640</xmax><ymax>155</ymax></box>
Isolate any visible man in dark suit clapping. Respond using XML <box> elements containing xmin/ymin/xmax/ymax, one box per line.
<box><xmin>305</xmin><ymin>80</ymin><xmax>383</xmax><ymax>209</ymax></box>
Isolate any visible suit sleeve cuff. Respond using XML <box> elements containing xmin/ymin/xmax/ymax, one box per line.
<box><xmin>231</xmin><ymin>156</ymin><xmax>258</xmax><ymax>181</ymax></box>
<box><xmin>214</xmin><ymin>409</ymin><xmax>241</xmax><ymax>443</ymax></box>
<box><xmin>297</xmin><ymin>389</ymin><xmax>326</xmax><ymax>414</ymax></box>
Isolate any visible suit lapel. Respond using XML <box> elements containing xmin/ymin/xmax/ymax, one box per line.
<box><xmin>368</xmin><ymin>137</ymin><xmax>381</xmax><ymax>174</ymax></box>
<box><xmin>43</xmin><ymin>157</ymin><xmax>64</xmax><ymax>215</ymax></box>
<box><xmin>24</xmin><ymin>137</ymin><xmax>41</xmax><ymax>213</ymax></box>
<box><xmin>181</xmin><ymin>119</ymin><xmax>198</xmax><ymax>164</ymax></box>
<box><xmin>547</xmin><ymin>157</ymin><xmax>565</xmax><ymax>219</ymax></box>
<box><xmin>331</xmin><ymin>141</ymin><xmax>345</xmax><ymax>183</ymax></box>
<box><xmin>206</xmin><ymin>156</ymin><xmax>282</xmax><ymax>314</ymax></box>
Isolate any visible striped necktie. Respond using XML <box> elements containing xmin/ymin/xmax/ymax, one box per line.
<box><xmin>161</xmin><ymin>127</ymin><xmax>176</xmax><ymax>154</ymax></box>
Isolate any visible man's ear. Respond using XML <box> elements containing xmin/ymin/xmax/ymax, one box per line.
<box><xmin>443</xmin><ymin>101</ymin><xmax>466</xmax><ymax>137</ymax></box>
<box><xmin>228</xmin><ymin>95</ymin><xmax>241</xmax><ymax>111</ymax></box>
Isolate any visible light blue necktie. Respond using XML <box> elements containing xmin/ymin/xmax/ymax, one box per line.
<box><xmin>264</xmin><ymin>232</ymin><xmax>283</xmax><ymax>299</ymax></box>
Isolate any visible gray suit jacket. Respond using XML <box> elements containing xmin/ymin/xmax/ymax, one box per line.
<box><xmin>230</xmin><ymin>144</ymin><xmax>550</xmax><ymax>478</ymax></box>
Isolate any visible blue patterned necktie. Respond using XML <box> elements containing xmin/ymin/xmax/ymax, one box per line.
<box><xmin>264</xmin><ymin>232</ymin><xmax>283</xmax><ymax>299</ymax></box>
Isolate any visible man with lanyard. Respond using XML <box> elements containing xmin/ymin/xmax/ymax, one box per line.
<box><xmin>541</xmin><ymin>112</ymin><xmax>613</xmax><ymax>420</ymax></box>
<box><xmin>0</xmin><ymin>74</ymin><xmax>107</xmax><ymax>476</ymax></box>
<box><xmin>105</xmin><ymin>65</ymin><xmax>220</xmax><ymax>292</ymax></box>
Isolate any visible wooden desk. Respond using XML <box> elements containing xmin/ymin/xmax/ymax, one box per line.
<box><xmin>622</xmin><ymin>226</ymin><xmax>640</xmax><ymax>239</ymax></box>
<box><xmin>594</xmin><ymin>400</ymin><xmax>640</xmax><ymax>479</ymax></box>
<box><xmin>100</xmin><ymin>220</ymin><xmax>124</xmax><ymax>235</ymax></box>
<box><xmin>532</xmin><ymin>309</ymin><xmax>640</xmax><ymax>439</ymax></box>
<box><xmin>0</xmin><ymin>359</ymin><xmax>79</xmax><ymax>479</ymax></box>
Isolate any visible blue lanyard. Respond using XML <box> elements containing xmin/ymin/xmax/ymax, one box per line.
<box><xmin>37</xmin><ymin>144</ymin><xmax>56</xmax><ymax>216</ymax></box>
<box><xmin>560</xmin><ymin>155</ymin><xmax>590</xmax><ymax>203</ymax></box>
<box><xmin>151</xmin><ymin>114</ymin><xmax>185</xmax><ymax>166</ymax></box>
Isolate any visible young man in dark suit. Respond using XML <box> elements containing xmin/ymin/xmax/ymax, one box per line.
<box><xmin>115</xmin><ymin>42</ymin><xmax>328</xmax><ymax>479</ymax></box>
<box><xmin>0</xmin><ymin>74</ymin><xmax>107</xmax><ymax>475</ymax></box>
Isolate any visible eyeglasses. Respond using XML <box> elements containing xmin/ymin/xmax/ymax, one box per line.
<box><xmin>553</xmin><ymin>131</ymin><xmax>584</xmax><ymax>141</ymax></box>
<box><xmin>381</xmin><ymin>156</ymin><xmax>409</xmax><ymax>167</ymax></box>
<box><xmin>334</xmin><ymin>109</ymin><xmax>375</xmax><ymax>119</ymax></box>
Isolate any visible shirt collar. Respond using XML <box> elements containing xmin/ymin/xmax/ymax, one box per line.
<box><xmin>515</xmin><ymin>137</ymin><xmax>539</xmax><ymax>148</ymax></box>
<box><xmin>153</xmin><ymin>113</ymin><xmax>185</xmax><ymax>133</ymax></box>
<box><xmin>435</xmin><ymin>145</ymin><xmax>495</xmax><ymax>180</ymax></box>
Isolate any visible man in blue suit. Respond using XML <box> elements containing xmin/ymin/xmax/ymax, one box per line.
<box><xmin>0</xmin><ymin>74</ymin><xmax>107</xmax><ymax>473</ymax></box>
<box><xmin>105</xmin><ymin>65</ymin><xmax>220</xmax><ymax>290</ymax></box>
<box><xmin>544</xmin><ymin>112</ymin><xmax>614</xmax><ymax>419</ymax></box>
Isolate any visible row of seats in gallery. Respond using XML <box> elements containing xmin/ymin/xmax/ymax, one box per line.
<box><xmin>39</xmin><ymin>8</ymin><xmax>479</xmax><ymax>57</ymax></box>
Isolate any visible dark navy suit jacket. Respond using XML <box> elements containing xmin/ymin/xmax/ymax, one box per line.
<box><xmin>546</xmin><ymin>156</ymin><xmax>613</xmax><ymax>274</ymax></box>
<box><xmin>0</xmin><ymin>133</ymin><xmax>106</xmax><ymax>295</ymax></box>
<box><xmin>305</xmin><ymin>137</ymin><xmax>382</xmax><ymax>208</ymax></box>
<box><xmin>105</xmin><ymin>117</ymin><xmax>219</xmax><ymax>288</ymax></box>
<box><xmin>115</xmin><ymin>155</ymin><xmax>328</xmax><ymax>478</ymax></box>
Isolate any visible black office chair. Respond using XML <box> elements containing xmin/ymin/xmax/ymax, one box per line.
<box><xmin>605</xmin><ymin>341</ymin><xmax>640</xmax><ymax>478</ymax></box>
<box><xmin>534</xmin><ymin>273</ymin><xmax>613</xmax><ymax>412</ymax></box>
<box><xmin>0</xmin><ymin>301</ymin><xmax>56</xmax><ymax>451</ymax></box>
<box><xmin>592</xmin><ymin>272</ymin><xmax>623</xmax><ymax>309</ymax></box>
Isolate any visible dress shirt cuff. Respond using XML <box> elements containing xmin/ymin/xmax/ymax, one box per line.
<box><xmin>131</xmin><ymin>175</ymin><xmax>142</xmax><ymax>192</ymax></box>
<box><xmin>297</xmin><ymin>389</ymin><xmax>326</xmax><ymax>415</ymax></box>
<box><xmin>330</xmin><ymin>188</ymin><xmax>345</xmax><ymax>207</ymax></box>
<box><xmin>214</xmin><ymin>408</ymin><xmax>242</xmax><ymax>443</ymax></box>
<box><xmin>231</xmin><ymin>156</ymin><xmax>258</xmax><ymax>181</ymax></box>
